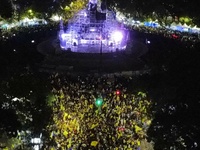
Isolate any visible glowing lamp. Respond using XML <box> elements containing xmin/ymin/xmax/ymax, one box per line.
<box><xmin>61</xmin><ymin>33</ymin><xmax>66</xmax><ymax>40</ymax></box>
<box><xmin>28</xmin><ymin>9</ymin><xmax>32</xmax><ymax>13</ymax></box>
<box><xmin>61</xmin><ymin>33</ymin><xmax>71</xmax><ymax>40</ymax></box>
<box><xmin>95</xmin><ymin>98</ymin><xmax>103</xmax><ymax>107</ymax></box>
<box><xmin>31</xmin><ymin>138</ymin><xmax>41</xmax><ymax>144</ymax></box>
<box><xmin>116</xmin><ymin>90</ymin><xmax>120</xmax><ymax>95</ymax></box>
<box><xmin>112</xmin><ymin>31</ymin><xmax>123</xmax><ymax>42</ymax></box>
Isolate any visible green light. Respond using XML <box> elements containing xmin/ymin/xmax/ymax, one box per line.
<box><xmin>28</xmin><ymin>9</ymin><xmax>32</xmax><ymax>13</ymax></box>
<box><xmin>95</xmin><ymin>98</ymin><xmax>103</xmax><ymax>107</ymax></box>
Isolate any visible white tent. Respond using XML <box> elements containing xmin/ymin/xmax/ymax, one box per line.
<box><xmin>183</xmin><ymin>23</ymin><xmax>188</xmax><ymax>28</ymax></box>
<box><xmin>169</xmin><ymin>22</ymin><xmax>178</xmax><ymax>30</ymax></box>
<box><xmin>191</xmin><ymin>25</ymin><xmax>200</xmax><ymax>33</ymax></box>
<box><xmin>182</xmin><ymin>23</ymin><xmax>190</xmax><ymax>32</ymax></box>
<box><xmin>171</xmin><ymin>22</ymin><xmax>177</xmax><ymax>26</ymax></box>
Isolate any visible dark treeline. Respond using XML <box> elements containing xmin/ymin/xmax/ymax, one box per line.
<box><xmin>0</xmin><ymin>0</ymin><xmax>200</xmax><ymax>25</ymax></box>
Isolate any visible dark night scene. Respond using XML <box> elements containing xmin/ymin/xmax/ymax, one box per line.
<box><xmin>0</xmin><ymin>0</ymin><xmax>200</xmax><ymax>149</ymax></box>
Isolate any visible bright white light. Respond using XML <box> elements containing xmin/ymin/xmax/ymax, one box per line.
<box><xmin>61</xmin><ymin>33</ymin><xmax>71</xmax><ymax>40</ymax></box>
<box><xmin>23</xmin><ymin>17</ymin><xmax>31</xmax><ymax>22</ymax></box>
<box><xmin>51</xmin><ymin>15</ymin><xmax>61</xmax><ymax>21</ymax></box>
<box><xmin>11</xmin><ymin>97</ymin><xmax>24</xmax><ymax>102</ymax></box>
<box><xmin>31</xmin><ymin>138</ymin><xmax>41</xmax><ymax>144</ymax></box>
<box><xmin>33</xmin><ymin>145</ymin><xmax>39</xmax><ymax>150</ymax></box>
<box><xmin>90</xmin><ymin>0</ymin><xmax>97</xmax><ymax>4</ymax></box>
<box><xmin>122</xmin><ymin>45</ymin><xmax>126</xmax><ymax>49</ymax></box>
<box><xmin>61</xmin><ymin>34</ymin><xmax>66</xmax><ymax>40</ymax></box>
<box><xmin>31</xmin><ymin>40</ymin><xmax>35</xmax><ymax>43</ymax></box>
<box><xmin>12</xmin><ymin>97</ymin><xmax>18</xmax><ymax>101</ymax></box>
<box><xmin>44</xmin><ymin>20</ymin><xmax>48</xmax><ymax>24</ymax></box>
<box><xmin>146</xmin><ymin>39</ymin><xmax>151</xmax><ymax>44</ymax></box>
<box><xmin>112</xmin><ymin>31</ymin><xmax>123</xmax><ymax>42</ymax></box>
<box><xmin>89</xmin><ymin>27</ymin><xmax>96</xmax><ymax>32</ymax></box>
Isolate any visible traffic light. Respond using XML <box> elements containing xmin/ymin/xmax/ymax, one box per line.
<box><xmin>95</xmin><ymin>98</ymin><xmax>103</xmax><ymax>107</ymax></box>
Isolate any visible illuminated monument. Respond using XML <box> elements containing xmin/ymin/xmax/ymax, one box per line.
<box><xmin>59</xmin><ymin>0</ymin><xmax>128</xmax><ymax>53</ymax></box>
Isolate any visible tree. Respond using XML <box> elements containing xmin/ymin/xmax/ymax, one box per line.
<box><xmin>0</xmin><ymin>72</ymin><xmax>52</xmax><ymax>146</ymax></box>
<box><xmin>61</xmin><ymin>0</ymin><xmax>87</xmax><ymax>21</ymax></box>
<box><xmin>0</xmin><ymin>133</ymin><xmax>22</xmax><ymax>150</ymax></box>
<box><xmin>0</xmin><ymin>0</ymin><xmax>13</xmax><ymax>18</ymax></box>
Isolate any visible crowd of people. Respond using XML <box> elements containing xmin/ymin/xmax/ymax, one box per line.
<box><xmin>0</xmin><ymin>22</ymin><xmax>58</xmax><ymax>44</ymax></box>
<box><xmin>1</xmin><ymin>19</ymin><xmax>199</xmax><ymax>46</ymax></box>
<box><xmin>45</xmin><ymin>73</ymin><xmax>154</xmax><ymax>150</ymax></box>
<box><xmin>1</xmin><ymin>18</ymin><xmax>198</xmax><ymax>150</ymax></box>
<box><xmin>130</xmin><ymin>24</ymin><xmax>200</xmax><ymax>43</ymax></box>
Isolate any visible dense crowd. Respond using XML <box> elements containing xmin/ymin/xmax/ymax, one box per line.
<box><xmin>1</xmin><ymin>19</ymin><xmax>198</xmax><ymax>150</ymax></box>
<box><xmin>0</xmin><ymin>23</ymin><xmax>58</xmax><ymax>43</ymax></box>
<box><xmin>45</xmin><ymin>73</ymin><xmax>154</xmax><ymax>150</ymax></box>
<box><xmin>130</xmin><ymin>25</ymin><xmax>200</xmax><ymax>43</ymax></box>
<box><xmin>1</xmin><ymin>20</ymin><xmax>199</xmax><ymax>45</ymax></box>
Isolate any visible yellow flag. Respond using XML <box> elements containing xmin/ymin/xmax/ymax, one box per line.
<box><xmin>135</xmin><ymin>125</ymin><xmax>142</xmax><ymax>133</ymax></box>
<box><xmin>63</xmin><ymin>130</ymin><xmax>68</xmax><ymax>137</ymax></box>
<box><xmin>137</xmin><ymin>140</ymin><xmax>141</xmax><ymax>146</ymax></box>
<box><xmin>91</xmin><ymin>123</ymin><xmax>98</xmax><ymax>129</ymax></box>
<box><xmin>89</xmin><ymin>104</ymin><xmax>93</xmax><ymax>109</ymax></box>
<box><xmin>91</xmin><ymin>141</ymin><xmax>98</xmax><ymax>147</ymax></box>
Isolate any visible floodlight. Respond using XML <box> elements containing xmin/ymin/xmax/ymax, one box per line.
<box><xmin>61</xmin><ymin>33</ymin><xmax>71</xmax><ymax>40</ymax></box>
<box><xmin>112</xmin><ymin>31</ymin><xmax>123</xmax><ymax>42</ymax></box>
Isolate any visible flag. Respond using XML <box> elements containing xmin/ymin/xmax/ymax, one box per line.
<box><xmin>91</xmin><ymin>141</ymin><xmax>98</xmax><ymax>147</ymax></box>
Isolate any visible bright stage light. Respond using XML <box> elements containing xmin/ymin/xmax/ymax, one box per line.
<box><xmin>61</xmin><ymin>34</ymin><xmax>66</xmax><ymax>40</ymax></box>
<box><xmin>31</xmin><ymin>138</ymin><xmax>41</xmax><ymax>144</ymax></box>
<box><xmin>112</xmin><ymin>31</ymin><xmax>123</xmax><ymax>42</ymax></box>
<box><xmin>61</xmin><ymin>33</ymin><xmax>71</xmax><ymax>40</ymax></box>
<box><xmin>28</xmin><ymin>9</ymin><xmax>32</xmax><ymax>13</ymax></box>
<box><xmin>90</xmin><ymin>0</ymin><xmax>97</xmax><ymax>4</ymax></box>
